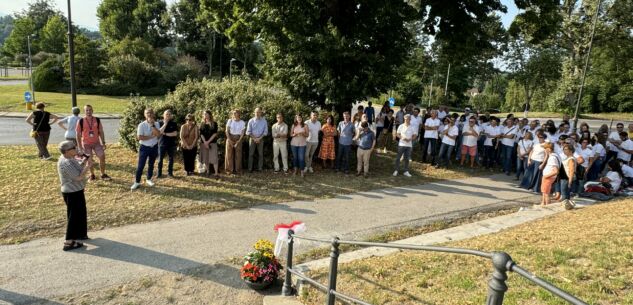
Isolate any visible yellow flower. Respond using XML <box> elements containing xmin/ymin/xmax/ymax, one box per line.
<box><xmin>254</xmin><ymin>239</ymin><xmax>274</xmax><ymax>252</ymax></box>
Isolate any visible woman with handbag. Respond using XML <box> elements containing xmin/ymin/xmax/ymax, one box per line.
<box><xmin>26</xmin><ymin>102</ymin><xmax>59</xmax><ymax>160</ymax></box>
<box><xmin>199</xmin><ymin>110</ymin><xmax>219</xmax><ymax>178</ymax></box>
<box><xmin>180</xmin><ymin>113</ymin><xmax>199</xmax><ymax>176</ymax></box>
<box><xmin>540</xmin><ymin>142</ymin><xmax>559</xmax><ymax>206</ymax></box>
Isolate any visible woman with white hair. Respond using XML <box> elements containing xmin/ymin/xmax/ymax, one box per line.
<box><xmin>57</xmin><ymin>140</ymin><xmax>93</xmax><ymax>251</ymax></box>
<box><xmin>58</xmin><ymin>107</ymin><xmax>81</xmax><ymax>147</ymax></box>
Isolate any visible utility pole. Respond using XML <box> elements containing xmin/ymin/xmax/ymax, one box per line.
<box><xmin>573</xmin><ymin>0</ymin><xmax>603</xmax><ymax>132</ymax></box>
<box><xmin>67</xmin><ymin>0</ymin><xmax>77</xmax><ymax>107</ymax></box>
<box><xmin>428</xmin><ymin>77</ymin><xmax>434</xmax><ymax>108</ymax></box>
<box><xmin>444</xmin><ymin>63</ymin><xmax>451</xmax><ymax>97</ymax></box>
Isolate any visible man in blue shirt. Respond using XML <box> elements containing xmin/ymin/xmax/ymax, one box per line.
<box><xmin>364</xmin><ymin>101</ymin><xmax>375</xmax><ymax>125</ymax></box>
<box><xmin>355</xmin><ymin>121</ymin><xmax>376</xmax><ymax>177</ymax></box>
<box><xmin>246</xmin><ymin>107</ymin><xmax>268</xmax><ymax>172</ymax></box>
<box><xmin>336</xmin><ymin>111</ymin><xmax>355</xmax><ymax>174</ymax></box>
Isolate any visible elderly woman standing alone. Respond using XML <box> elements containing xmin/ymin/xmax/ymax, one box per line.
<box><xmin>57</xmin><ymin>140</ymin><xmax>92</xmax><ymax>251</ymax></box>
<box><xmin>26</xmin><ymin>102</ymin><xmax>59</xmax><ymax>160</ymax></box>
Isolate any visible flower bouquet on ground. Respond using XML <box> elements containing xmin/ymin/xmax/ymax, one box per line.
<box><xmin>240</xmin><ymin>239</ymin><xmax>283</xmax><ymax>290</ymax></box>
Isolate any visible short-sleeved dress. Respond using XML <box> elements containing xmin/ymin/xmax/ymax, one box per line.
<box><xmin>319</xmin><ymin>124</ymin><xmax>336</xmax><ymax>160</ymax></box>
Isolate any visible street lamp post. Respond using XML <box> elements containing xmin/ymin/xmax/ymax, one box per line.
<box><xmin>229</xmin><ymin>58</ymin><xmax>237</xmax><ymax>81</ymax></box>
<box><xmin>66</xmin><ymin>0</ymin><xmax>77</xmax><ymax>107</ymax></box>
<box><xmin>444</xmin><ymin>63</ymin><xmax>451</xmax><ymax>98</ymax></box>
<box><xmin>27</xmin><ymin>34</ymin><xmax>35</xmax><ymax>102</ymax></box>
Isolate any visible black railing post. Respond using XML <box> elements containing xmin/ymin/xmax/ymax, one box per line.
<box><xmin>326</xmin><ymin>237</ymin><xmax>340</xmax><ymax>305</ymax></box>
<box><xmin>486</xmin><ymin>252</ymin><xmax>513</xmax><ymax>305</ymax></box>
<box><xmin>282</xmin><ymin>230</ymin><xmax>295</xmax><ymax>296</ymax></box>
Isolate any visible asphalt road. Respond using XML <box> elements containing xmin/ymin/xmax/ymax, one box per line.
<box><xmin>0</xmin><ymin>117</ymin><xmax>120</xmax><ymax>146</ymax></box>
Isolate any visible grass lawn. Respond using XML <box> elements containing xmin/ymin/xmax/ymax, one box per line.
<box><xmin>0</xmin><ymin>84</ymin><xmax>135</xmax><ymax>114</ymax></box>
<box><xmin>300</xmin><ymin>199</ymin><xmax>633</xmax><ymax>305</ymax></box>
<box><xmin>0</xmin><ymin>144</ymin><xmax>489</xmax><ymax>245</ymax></box>
<box><xmin>0</xmin><ymin>76</ymin><xmax>29</xmax><ymax>80</ymax></box>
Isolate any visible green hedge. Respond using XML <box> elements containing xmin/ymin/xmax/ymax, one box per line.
<box><xmin>119</xmin><ymin>78</ymin><xmax>311</xmax><ymax>170</ymax></box>
<box><xmin>32</xmin><ymin>57</ymin><xmax>64</xmax><ymax>92</ymax></box>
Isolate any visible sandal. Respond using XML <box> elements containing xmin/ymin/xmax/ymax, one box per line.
<box><xmin>63</xmin><ymin>241</ymin><xmax>84</xmax><ymax>251</ymax></box>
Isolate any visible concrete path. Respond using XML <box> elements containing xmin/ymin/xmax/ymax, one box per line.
<box><xmin>0</xmin><ymin>174</ymin><xmax>539</xmax><ymax>304</ymax></box>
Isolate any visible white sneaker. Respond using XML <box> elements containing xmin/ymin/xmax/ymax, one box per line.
<box><xmin>146</xmin><ymin>179</ymin><xmax>155</xmax><ymax>187</ymax></box>
<box><xmin>130</xmin><ymin>182</ymin><xmax>141</xmax><ymax>190</ymax></box>
<box><xmin>403</xmin><ymin>171</ymin><xmax>412</xmax><ymax>177</ymax></box>
<box><xmin>392</xmin><ymin>171</ymin><xmax>398</xmax><ymax>177</ymax></box>
<box><xmin>308</xmin><ymin>167</ymin><xmax>314</xmax><ymax>173</ymax></box>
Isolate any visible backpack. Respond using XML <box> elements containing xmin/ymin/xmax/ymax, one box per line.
<box><xmin>78</xmin><ymin>117</ymin><xmax>101</xmax><ymax>133</ymax></box>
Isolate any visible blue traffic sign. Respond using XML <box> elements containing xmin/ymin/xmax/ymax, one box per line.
<box><xmin>388</xmin><ymin>97</ymin><xmax>395</xmax><ymax>107</ymax></box>
<box><xmin>24</xmin><ymin>91</ymin><xmax>32</xmax><ymax>102</ymax></box>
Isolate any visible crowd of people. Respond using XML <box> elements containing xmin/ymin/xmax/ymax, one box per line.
<box><xmin>26</xmin><ymin>101</ymin><xmax>633</xmax><ymax>250</ymax></box>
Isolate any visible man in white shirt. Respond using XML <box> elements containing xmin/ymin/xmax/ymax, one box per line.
<box><xmin>500</xmin><ymin>118</ymin><xmax>518</xmax><ymax>175</ymax></box>
<box><xmin>606</xmin><ymin>123</ymin><xmax>625</xmax><ymax>165</ymax></box>
<box><xmin>393</xmin><ymin>114</ymin><xmax>416</xmax><ymax>177</ymax></box>
<box><xmin>422</xmin><ymin>110</ymin><xmax>441</xmax><ymax>165</ymax></box>
<box><xmin>460</xmin><ymin>117</ymin><xmax>480</xmax><ymax>168</ymax></box>
<box><xmin>616</xmin><ymin>132</ymin><xmax>633</xmax><ymax>164</ymax></box>
<box><xmin>131</xmin><ymin>108</ymin><xmax>161</xmax><ymax>190</ymax></box>
<box><xmin>482</xmin><ymin>117</ymin><xmax>500</xmax><ymax>169</ymax></box>
<box><xmin>304</xmin><ymin>111</ymin><xmax>322</xmax><ymax>173</ymax></box>
<box><xmin>410</xmin><ymin>108</ymin><xmax>423</xmax><ymax>148</ymax></box>
<box><xmin>437</xmin><ymin>106</ymin><xmax>447</xmax><ymax>120</ymax></box>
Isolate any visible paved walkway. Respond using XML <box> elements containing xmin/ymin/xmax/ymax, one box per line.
<box><xmin>0</xmin><ymin>174</ymin><xmax>539</xmax><ymax>304</ymax></box>
<box><xmin>0</xmin><ymin>112</ymin><xmax>120</xmax><ymax>119</ymax></box>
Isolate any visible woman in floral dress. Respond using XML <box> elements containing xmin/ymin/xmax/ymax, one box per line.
<box><xmin>319</xmin><ymin>115</ymin><xmax>337</xmax><ymax>169</ymax></box>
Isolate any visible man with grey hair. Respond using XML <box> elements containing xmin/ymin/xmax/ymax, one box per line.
<box><xmin>305</xmin><ymin>111</ymin><xmax>321</xmax><ymax>173</ymax></box>
<box><xmin>58</xmin><ymin>107</ymin><xmax>81</xmax><ymax>147</ymax></box>
<box><xmin>157</xmin><ymin>109</ymin><xmax>178</xmax><ymax>178</ymax></box>
<box><xmin>422</xmin><ymin>109</ymin><xmax>440</xmax><ymax>165</ymax></box>
<box><xmin>131</xmin><ymin>108</ymin><xmax>161</xmax><ymax>190</ymax></box>
<box><xmin>393</xmin><ymin>114</ymin><xmax>416</xmax><ymax>177</ymax></box>
<box><xmin>246</xmin><ymin>107</ymin><xmax>268</xmax><ymax>172</ymax></box>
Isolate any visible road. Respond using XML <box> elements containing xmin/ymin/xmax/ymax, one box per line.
<box><xmin>0</xmin><ymin>117</ymin><xmax>120</xmax><ymax>146</ymax></box>
<box><xmin>0</xmin><ymin>80</ymin><xmax>28</xmax><ymax>86</ymax></box>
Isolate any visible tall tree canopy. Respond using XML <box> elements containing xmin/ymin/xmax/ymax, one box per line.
<box><xmin>97</xmin><ymin>0</ymin><xmax>170</xmax><ymax>47</ymax></box>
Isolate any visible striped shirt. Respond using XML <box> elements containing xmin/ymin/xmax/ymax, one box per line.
<box><xmin>57</xmin><ymin>156</ymin><xmax>85</xmax><ymax>193</ymax></box>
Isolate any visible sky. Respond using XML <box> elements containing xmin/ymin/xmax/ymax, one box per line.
<box><xmin>1</xmin><ymin>0</ymin><xmax>519</xmax><ymax>31</ymax></box>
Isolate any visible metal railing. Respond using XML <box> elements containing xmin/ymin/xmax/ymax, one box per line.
<box><xmin>281</xmin><ymin>231</ymin><xmax>589</xmax><ymax>305</ymax></box>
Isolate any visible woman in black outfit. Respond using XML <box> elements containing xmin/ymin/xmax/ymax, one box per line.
<box><xmin>26</xmin><ymin>102</ymin><xmax>59</xmax><ymax>159</ymax></box>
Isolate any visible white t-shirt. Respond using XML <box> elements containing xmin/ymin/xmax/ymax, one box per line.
<box><xmin>617</xmin><ymin>139</ymin><xmax>633</xmax><ymax>162</ymax></box>
<box><xmin>483</xmin><ymin>125</ymin><xmax>500</xmax><ymax>146</ymax></box>
<box><xmin>137</xmin><ymin>121</ymin><xmax>161</xmax><ymax>147</ymax></box>
<box><xmin>518</xmin><ymin>139</ymin><xmax>533</xmax><ymax>157</ymax></box>
<box><xmin>226</xmin><ymin>119</ymin><xmax>246</xmax><ymax>135</ymax></box>
<box><xmin>306</xmin><ymin>120</ymin><xmax>322</xmax><ymax>143</ymax></box>
<box><xmin>462</xmin><ymin>125</ymin><xmax>481</xmax><ymax>147</ymax></box>
<box><xmin>500</xmin><ymin>126</ymin><xmax>518</xmax><ymax>147</ymax></box>
<box><xmin>606</xmin><ymin>171</ymin><xmax>622</xmax><ymax>192</ymax></box>
<box><xmin>438</xmin><ymin>110</ymin><xmax>447</xmax><ymax>120</ymax></box>
<box><xmin>543</xmin><ymin>154</ymin><xmax>560</xmax><ymax>176</ymax></box>
<box><xmin>578</xmin><ymin>146</ymin><xmax>594</xmax><ymax>168</ymax></box>
<box><xmin>593</xmin><ymin>143</ymin><xmax>606</xmax><ymax>158</ymax></box>
<box><xmin>397</xmin><ymin>124</ymin><xmax>416</xmax><ymax>147</ymax></box>
<box><xmin>530</xmin><ymin>142</ymin><xmax>546</xmax><ymax>162</ymax></box>
<box><xmin>60</xmin><ymin>116</ymin><xmax>81</xmax><ymax>139</ymax></box>
<box><xmin>424</xmin><ymin>118</ymin><xmax>441</xmax><ymax>139</ymax></box>
<box><xmin>376</xmin><ymin>112</ymin><xmax>386</xmax><ymax>127</ymax></box>
<box><xmin>441</xmin><ymin>125</ymin><xmax>459</xmax><ymax>146</ymax></box>
<box><xmin>410</xmin><ymin>115</ymin><xmax>423</xmax><ymax>134</ymax></box>
<box><xmin>607</xmin><ymin>131</ymin><xmax>621</xmax><ymax>152</ymax></box>
<box><xmin>622</xmin><ymin>164</ymin><xmax>633</xmax><ymax>178</ymax></box>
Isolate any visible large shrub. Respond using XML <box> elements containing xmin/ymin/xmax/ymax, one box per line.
<box><xmin>119</xmin><ymin>78</ymin><xmax>311</xmax><ymax>170</ymax></box>
<box><xmin>106</xmin><ymin>54</ymin><xmax>162</xmax><ymax>90</ymax></box>
<box><xmin>32</xmin><ymin>57</ymin><xmax>64</xmax><ymax>91</ymax></box>
<box><xmin>162</xmin><ymin>55</ymin><xmax>206</xmax><ymax>88</ymax></box>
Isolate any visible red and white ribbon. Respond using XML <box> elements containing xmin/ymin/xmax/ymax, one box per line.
<box><xmin>274</xmin><ymin>221</ymin><xmax>306</xmax><ymax>256</ymax></box>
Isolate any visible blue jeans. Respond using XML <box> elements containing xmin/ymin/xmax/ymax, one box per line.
<box><xmin>394</xmin><ymin>146</ymin><xmax>412</xmax><ymax>172</ymax></box>
<box><xmin>500</xmin><ymin>144</ymin><xmax>513</xmax><ymax>173</ymax></box>
<box><xmin>336</xmin><ymin>144</ymin><xmax>351</xmax><ymax>172</ymax></box>
<box><xmin>157</xmin><ymin>145</ymin><xmax>175</xmax><ymax>176</ymax></box>
<box><xmin>135</xmin><ymin>144</ymin><xmax>158</xmax><ymax>183</ymax></box>
<box><xmin>422</xmin><ymin>138</ymin><xmax>438</xmax><ymax>164</ymax></box>
<box><xmin>586</xmin><ymin>157</ymin><xmax>603</xmax><ymax>181</ymax></box>
<box><xmin>516</xmin><ymin>157</ymin><xmax>527</xmax><ymax>180</ymax></box>
<box><xmin>560</xmin><ymin>179</ymin><xmax>573</xmax><ymax>200</ymax></box>
<box><xmin>437</xmin><ymin>143</ymin><xmax>454</xmax><ymax>167</ymax></box>
<box><xmin>291</xmin><ymin>145</ymin><xmax>306</xmax><ymax>170</ymax></box>
<box><xmin>520</xmin><ymin>160</ymin><xmax>542</xmax><ymax>193</ymax></box>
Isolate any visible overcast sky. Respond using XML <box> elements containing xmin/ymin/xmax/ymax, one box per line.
<box><xmin>1</xmin><ymin>0</ymin><xmax>518</xmax><ymax>31</ymax></box>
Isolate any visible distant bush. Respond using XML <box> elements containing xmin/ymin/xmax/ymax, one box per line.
<box><xmin>31</xmin><ymin>52</ymin><xmax>58</xmax><ymax>66</ymax></box>
<box><xmin>32</xmin><ymin>57</ymin><xmax>64</xmax><ymax>91</ymax></box>
<box><xmin>119</xmin><ymin>78</ymin><xmax>311</xmax><ymax>168</ymax></box>
<box><xmin>162</xmin><ymin>55</ymin><xmax>206</xmax><ymax>88</ymax></box>
<box><xmin>106</xmin><ymin>54</ymin><xmax>162</xmax><ymax>90</ymax></box>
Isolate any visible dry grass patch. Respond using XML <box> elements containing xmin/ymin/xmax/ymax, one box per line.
<box><xmin>300</xmin><ymin>199</ymin><xmax>633</xmax><ymax>305</ymax></box>
<box><xmin>0</xmin><ymin>144</ymin><xmax>488</xmax><ymax>244</ymax></box>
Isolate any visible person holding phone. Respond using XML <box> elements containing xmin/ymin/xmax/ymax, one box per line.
<box><xmin>57</xmin><ymin>140</ymin><xmax>93</xmax><ymax>251</ymax></box>
<box><xmin>131</xmin><ymin>108</ymin><xmax>161</xmax><ymax>190</ymax></box>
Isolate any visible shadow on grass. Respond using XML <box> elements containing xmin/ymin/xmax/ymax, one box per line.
<box><xmin>0</xmin><ymin>288</ymin><xmax>64</xmax><ymax>305</ymax></box>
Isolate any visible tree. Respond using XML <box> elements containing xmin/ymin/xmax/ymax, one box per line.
<box><xmin>0</xmin><ymin>15</ymin><xmax>14</xmax><ymax>46</ymax></box>
<box><xmin>64</xmin><ymin>35</ymin><xmax>106</xmax><ymax>88</ymax></box>
<box><xmin>40</xmin><ymin>15</ymin><xmax>66</xmax><ymax>54</ymax></box>
<box><xmin>97</xmin><ymin>0</ymin><xmax>170</xmax><ymax>47</ymax></box>
<box><xmin>2</xmin><ymin>17</ymin><xmax>37</xmax><ymax>57</ymax></box>
<box><xmin>108</xmin><ymin>37</ymin><xmax>158</xmax><ymax>65</ymax></box>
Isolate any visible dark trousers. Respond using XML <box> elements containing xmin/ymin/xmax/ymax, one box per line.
<box><xmin>500</xmin><ymin>144</ymin><xmax>514</xmax><ymax>173</ymax></box>
<box><xmin>336</xmin><ymin>144</ymin><xmax>351</xmax><ymax>172</ymax></box>
<box><xmin>62</xmin><ymin>190</ymin><xmax>88</xmax><ymax>240</ymax></box>
<box><xmin>394</xmin><ymin>146</ymin><xmax>412</xmax><ymax>172</ymax></box>
<box><xmin>422</xmin><ymin>138</ymin><xmax>438</xmax><ymax>164</ymax></box>
<box><xmin>182</xmin><ymin>147</ymin><xmax>198</xmax><ymax>173</ymax></box>
<box><xmin>516</xmin><ymin>157</ymin><xmax>527</xmax><ymax>180</ymax></box>
<box><xmin>573</xmin><ymin>166</ymin><xmax>586</xmax><ymax>194</ymax></box>
<box><xmin>35</xmin><ymin>131</ymin><xmax>51</xmax><ymax>158</ymax></box>
<box><xmin>484</xmin><ymin>146</ymin><xmax>496</xmax><ymax>168</ymax></box>
<box><xmin>437</xmin><ymin>143</ymin><xmax>454</xmax><ymax>167</ymax></box>
<box><xmin>157</xmin><ymin>145</ymin><xmax>176</xmax><ymax>176</ymax></box>
<box><xmin>135</xmin><ymin>145</ymin><xmax>158</xmax><ymax>183</ymax></box>
<box><xmin>560</xmin><ymin>179</ymin><xmax>573</xmax><ymax>200</ymax></box>
<box><xmin>587</xmin><ymin>157</ymin><xmax>604</xmax><ymax>181</ymax></box>
<box><xmin>603</xmin><ymin>151</ymin><xmax>618</xmax><ymax>172</ymax></box>
<box><xmin>520</xmin><ymin>160</ymin><xmax>543</xmax><ymax>193</ymax></box>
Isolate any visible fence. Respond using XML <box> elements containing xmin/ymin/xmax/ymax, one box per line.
<box><xmin>0</xmin><ymin>67</ymin><xmax>30</xmax><ymax>77</ymax></box>
<box><xmin>281</xmin><ymin>231</ymin><xmax>589</xmax><ymax>305</ymax></box>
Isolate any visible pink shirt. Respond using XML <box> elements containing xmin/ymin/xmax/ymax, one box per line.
<box><xmin>290</xmin><ymin>125</ymin><xmax>307</xmax><ymax>146</ymax></box>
